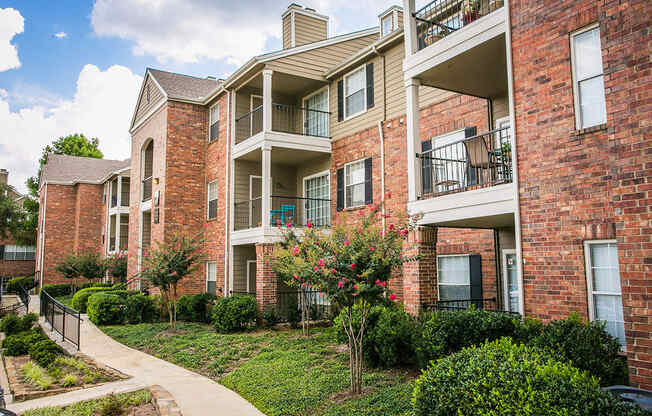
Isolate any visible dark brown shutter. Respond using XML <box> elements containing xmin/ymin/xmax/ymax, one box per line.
<box><xmin>366</xmin><ymin>63</ymin><xmax>374</xmax><ymax>109</ymax></box>
<box><xmin>364</xmin><ymin>158</ymin><xmax>373</xmax><ymax>205</ymax></box>
<box><xmin>421</xmin><ymin>140</ymin><xmax>433</xmax><ymax>195</ymax></box>
<box><xmin>469</xmin><ymin>255</ymin><xmax>483</xmax><ymax>307</ymax></box>
<box><xmin>336</xmin><ymin>168</ymin><xmax>344</xmax><ymax>211</ymax></box>
<box><xmin>0</xmin><ymin>245</ymin><xmax>4</xmax><ymax>260</ymax></box>
<box><xmin>337</xmin><ymin>80</ymin><xmax>344</xmax><ymax>122</ymax></box>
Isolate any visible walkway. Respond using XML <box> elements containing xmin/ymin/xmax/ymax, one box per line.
<box><xmin>8</xmin><ymin>296</ymin><xmax>264</xmax><ymax>416</ymax></box>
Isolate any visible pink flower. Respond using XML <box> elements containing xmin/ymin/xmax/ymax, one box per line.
<box><xmin>314</xmin><ymin>266</ymin><xmax>319</xmax><ymax>271</ymax></box>
<box><xmin>350</xmin><ymin>263</ymin><xmax>356</xmax><ymax>270</ymax></box>
<box><xmin>357</xmin><ymin>211</ymin><xmax>364</xmax><ymax>217</ymax></box>
<box><xmin>319</xmin><ymin>258</ymin><xmax>325</xmax><ymax>267</ymax></box>
<box><xmin>264</xmin><ymin>260</ymin><xmax>269</xmax><ymax>265</ymax></box>
<box><xmin>400</xmin><ymin>229</ymin><xmax>409</xmax><ymax>236</ymax></box>
<box><xmin>203</xmin><ymin>223</ymin><xmax>209</xmax><ymax>229</ymax></box>
<box><xmin>375</xmin><ymin>279</ymin><xmax>381</xmax><ymax>286</ymax></box>
<box><xmin>381</xmin><ymin>281</ymin><xmax>387</xmax><ymax>287</ymax></box>
<box><xmin>338</xmin><ymin>281</ymin><xmax>344</xmax><ymax>288</ymax></box>
<box><xmin>389</xmin><ymin>293</ymin><xmax>396</xmax><ymax>301</ymax></box>
<box><xmin>294</xmin><ymin>274</ymin><xmax>300</xmax><ymax>280</ymax></box>
<box><xmin>316</xmin><ymin>241</ymin><xmax>321</xmax><ymax>246</ymax></box>
<box><xmin>385</xmin><ymin>191</ymin><xmax>392</xmax><ymax>199</ymax></box>
<box><xmin>171</xmin><ymin>271</ymin><xmax>178</xmax><ymax>276</ymax></box>
<box><xmin>357</xmin><ymin>227</ymin><xmax>362</xmax><ymax>233</ymax></box>
<box><xmin>330</xmin><ymin>268</ymin><xmax>337</xmax><ymax>274</ymax></box>
<box><xmin>344</xmin><ymin>240</ymin><xmax>350</xmax><ymax>246</ymax></box>
<box><xmin>276</xmin><ymin>219</ymin><xmax>281</xmax><ymax>225</ymax></box>
<box><xmin>369</xmin><ymin>247</ymin><xmax>375</xmax><ymax>252</ymax></box>
<box><xmin>353</xmin><ymin>284</ymin><xmax>358</xmax><ymax>290</ymax></box>
<box><xmin>388</xmin><ymin>223</ymin><xmax>395</xmax><ymax>231</ymax></box>
<box><xmin>352</xmin><ymin>293</ymin><xmax>357</xmax><ymax>297</ymax></box>
<box><xmin>292</xmin><ymin>245</ymin><xmax>300</xmax><ymax>255</ymax></box>
<box><xmin>306</xmin><ymin>221</ymin><xmax>313</xmax><ymax>228</ymax></box>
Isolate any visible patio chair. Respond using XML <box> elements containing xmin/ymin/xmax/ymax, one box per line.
<box><xmin>463</xmin><ymin>135</ymin><xmax>495</xmax><ymax>186</ymax></box>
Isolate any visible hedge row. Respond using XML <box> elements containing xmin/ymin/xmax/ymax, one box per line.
<box><xmin>41</xmin><ymin>282</ymin><xmax>112</xmax><ymax>298</ymax></box>
<box><xmin>2</xmin><ymin>325</ymin><xmax>64</xmax><ymax>367</ymax></box>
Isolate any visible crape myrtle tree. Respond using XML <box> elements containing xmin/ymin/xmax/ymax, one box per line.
<box><xmin>140</xmin><ymin>229</ymin><xmax>205</xmax><ymax>331</ymax></box>
<box><xmin>104</xmin><ymin>252</ymin><xmax>128</xmax><ymax>283</ymax></box>
<box><xmin>271</xmin><ymin>196</ymin><xmax>416</xmax><ymax>394</ymax></box>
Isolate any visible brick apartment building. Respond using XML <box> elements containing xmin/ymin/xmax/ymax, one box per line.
<box><xmin>37</xmin><ymin>1</ymin><xmax>650</xmax><ymax>387</ymax></box>
<box><xmin>0</xmin><ymin>169</ymin><xmax>36</xmax><ymax>279</ymax></box>
<box><xmin>35</xmin><ymin>155</ymin><xmax>130</xmax><ymax>286</ymax></box>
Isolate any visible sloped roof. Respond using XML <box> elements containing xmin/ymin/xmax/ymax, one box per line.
<box><xmin>148</xmin><ymin>69</ymin><xmax>221</xmax><ymax>102</ymax></box>
<box><xmin>41</xmin><ymin>154</ymin><xmax>130</xmax><ymax>187</ymax></box>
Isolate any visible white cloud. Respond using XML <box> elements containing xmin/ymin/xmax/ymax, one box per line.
<box><xmin>0</xmin><ymin>65</ymin><xmax>142</xmax><ymax>194</ymax></box>
<box><xmin>0</xmin><ymin>8</ymin><xmax>24</xmax><ymax>72</ymax></box>
<box><xmin>54</xmin><ymin>32</ymin><xmax>67</xmax><ymax>39</ymax></box>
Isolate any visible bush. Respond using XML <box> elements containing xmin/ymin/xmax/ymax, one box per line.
<box><xmin>80</xmin><ymin>282</ymin><xmax>113</xmax><ymax>290</ymax></box>
<box><xmin>41</xmin><ymin>283</ymin><xmax>74</xmax><ymax>297</ymax></box>
<box><xmin>261</xmin><ymin>307</ymin><xmax>279</xmax><ymax>328</ymax></box>
<box><xmin>211</xmin><ymin>295</ymin><xmax>257</xmax><ymax>333</ymax></box>
<box><xmin>0</xmin><ymin>313</ymin><xmax>38</xmax><ymax>335</ymax></box>
<box><xmin>414</xmin><ymin>307</ymin><xmax>521</xmax><ymax>368</ymax></box>
<box><xmin>3</xmin><ymin>329</ymin><xmax>46</xmax><ymax>356</ymax></box>
<box><xmin>72</xmin><ymin>287</ymin><xmax>110</xmax><ymax>312</ymax></box>
<box><xmin>125</xmin><ymin>294</ymin><xmax>158</xmax><ymax>324</ymax></box>
<box><xmin>413</xmin><ymin>338</ymin><xmax>647</xmax><ymax>416</ymax></box>
<box><xmin>87</xmin><ymin>293</ymin><xmax>127</xmax><ymax>325</ymax></box>
<box><xmin>29</xmin><ymin>339</ymin><xmax>63</xmax><ymax>368</ymax></box>
<box><xmin>334</xmin><ymin>304</ymin><xmax>415</xmax><ymax>368</ymax></box>
<box><xmin>530</xmin><ymin>313</ymin><xmax>629</xmax><ymax>386</ymax></box>
<box><xmin>22</xmin><ymin>361</ymin><xmax>54</xmax><ymax>390</ymax></box>
<box><xmin>177</xmin><ymin>293</ymin><xmax>217</xmax><ymax>323</ymax></box>
<box><xmin>6</xmin><ymin>276</ymin><xmax>35</xmax><ymax>293</ymax></box>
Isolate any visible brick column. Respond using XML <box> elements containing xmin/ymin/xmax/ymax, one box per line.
<box><xmin>402</xmin><ymin>226</ymin><xmax>437</xmax><ymax>315</ymax></box>
<box><xmin>255</xmin><ymin>243</ymin><xmax>277</xmax><ymax>314</ymax></box>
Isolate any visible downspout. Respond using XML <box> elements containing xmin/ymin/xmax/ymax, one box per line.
<box><xmin>373</xmin><ymin>44</ymin><xmax>388</xmax><ymax>227</ymax></box>
<box><xmin>223</xmin><ymin>90</ymin><xmax>231</xmax><ymax>297</ymax></box>
<box><xmin>38</xmin><ymin>184</ymin><xmax>47</xmax><ymax>288</ymax></box>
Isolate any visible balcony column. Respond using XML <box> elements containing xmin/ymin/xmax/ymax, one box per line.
<box><xmin>403</xmin><ymin>0</ymin><xmax>417</xmax><ymax>57</ymax></box>
<box><xmin>405</xmin><ymin>77</ymin><xmax>421</xmax><ymax>202</ymax></box>
<box><xmin>262</xmin><ymin>69</ymin><xmax>273</xmax><ymax>132</ymax></box>
<box><xmin>261</xmin><ymin>145</ymin><xmax>272</xmax><ymax>228</ymax></box>
<box><xmin>117</xmin><ymin>176</ymin><xmax>123</xmax><ymax>206</ymax></box>
<box><xmin>114</xmin><ymin>213</ymin><xmax>121</xmax><ymax>253</ymax></box>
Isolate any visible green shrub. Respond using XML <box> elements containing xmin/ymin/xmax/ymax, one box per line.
<box><xmin>177</xmin><ymin>293</ymin><xmax>217</xmax><ymax>323</ymax></box>
<box><xmin>414</xmin><ymin>307</ymin><xmax>521</xmax><ymax>368</ymax></box>
<box><xmin>413</xmin><ymin>338</ymin><xmax>647</xmax><ymax>416</ymax></box>
<box><xmin>125</xmin><ymin>294</ymin><xmax>158</xmax><ymax>324</ymax></box>
<box><xmin>110</xmin><ymin>282</ymin><xmax>127</xmax><ymax>290</ymax></box>
<box><xmin>6</xmin><ymin>276</ymin><xmax>36</xmax><ymax>293</ymax></box>
<box><xmin>211</xmin><ymin>295</ymin><xmax>257</xmax><ymax>333</ymax></box>
<box><xmin>29</xmin><ymin>339</ymin><xmax>63</xmax><ymax>368</ymax></box>
<box><xmin>61</xmin><ymin>374</ymin><xmax>77</xmax><ymax>387</ymax></box>
<box><xmin>72</xmin><ymin>287</ymin><xmax>110</xmax><ymax>312</ymax></box>
<box><xmin>80</xmin><ymin>282</ymin><xmax>113</xmax><ymax>290</ymax></box>
<box><xmin>99</xmin><ymin>394</ymin><xmax>124</xmax><ymax>416</ymax></box>
<box><xmin>334</xmin><ymin>304</ymin><xmax>415</xmax><ymax>368</ymax></box>
<box><xmin>87</xmin><ymin>293</ymin><xmax>127</xmax><ymax>325</ymax></box>
<box><xmin>261</xmin><ymin>307</ymin><xmax>279</xmax><ymax>328</ymax></box>
<box><xmin>22</xmin><ymin>361</ymin><xmax>54</xmax><ymax>390</ymax></box>
<box><xmin>1</xmin><ymin>313</ymin><xmax>39</xmax><ymax>335</ymax></box>
<box><xmin>41</xmin><ymin>283</ymin><xmax>73</xmax><ymax>297</ymax></box>
<box><xmin>3</xmin><ymin>329</ymin><xmax>48</xmax><ymax>356</ymax></box>
<box><xmin>530</xmin><ymin>313</ymin><xmax>629</xmax><ymax>386</ymax></box>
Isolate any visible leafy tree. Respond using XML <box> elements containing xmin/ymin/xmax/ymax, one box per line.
<box><xmin>27</xmin><ymin>134</ymin><xmax>103</xmax><ymax>197</ymax></box>
<box><xmin>55</xmin><ymin>253</ymin><xmax>82</xmax><ymax>293</ymax></box>
<box><xmin>0</xmin><ymin>183</ymin><xmax>21</xmax><ymax>240</ymax></box>
<box><xmin>141</xmin><ymin>231</ymin><xmax>205</xmax><ymax>331</ymax></box>
<box><xmin>271</xmin><ymin>199</ymin><xmax>416</xmax><ymax>394</ymax></box>
<box><xmin>104</xmin><ymin>252</ymin><xmax>128</xmax><ymax>283</ymax></box>
<box><xmin>10</xmin><ymin>197</ymin><xmax>38</xmax><ymax>246</ymax></box>
<box><xmin>76</xmin><ymin>248</ymin><xmax>106</xmax><ymax>282</ymax></box>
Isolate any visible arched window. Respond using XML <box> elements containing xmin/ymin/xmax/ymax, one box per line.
<box><xmin>142</xmin><ymin>140</ymin><xmax>153</xmax><ymax>202</ymax></box>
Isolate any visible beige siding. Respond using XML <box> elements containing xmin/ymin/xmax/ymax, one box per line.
<box><xmin>266</xmin><ymin>34</ymin><xmax>378</xmax><ymax>81</ymax></box>
<box><xmin>234</xmin><ymin>160</ymin><xmax>261</xmax><ymax>203</ymax></box>
<box><xmin>293</xmin><ymin>13</ymin><xmax>327</xmax><ymax>47</ymax></box>
<box><xmin>283</xmin><ymin>14</ymin><xmax>292</xmax><ymax>49</ymax></box>
<box><xmin>491</xmin><ymin>95</ymin><xmax>509</xmax><ymax>121</ymax></box>
<box><xmin>233</xmin><ymin>245</ymin><xmax>256</xmax><ymax>292</ymax></box>
<box><xmin>397</xmin><ymin>10</ymin><xmax>404</xmax><ymax>29</ymax></box>
<box><xmin>295</xmin><ymin>155</ymin><xmax>331</xmax><ymax>198</ymax></box>
<box><xmin>133</xmin><ymin>75</ymin><xmax>165</xmax><ymax>126</ymax></box>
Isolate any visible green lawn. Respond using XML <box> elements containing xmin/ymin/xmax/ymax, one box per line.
<box><xmin>102</xmin><ymin>323</ymin><xmax>414</xmax><ymax>416</ymax></box>
<box><xmin>55</xmin><ymin>295</ymin><xmax>74</xmax><ymax>308</ymax></box>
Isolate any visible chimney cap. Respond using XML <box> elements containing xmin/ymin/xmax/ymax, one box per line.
<box><xmin>206</xmin><ymin>76</ymin><xmax>216</xmax><ymax>80</ymax></box>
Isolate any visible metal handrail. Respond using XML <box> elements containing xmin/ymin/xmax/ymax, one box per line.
<box><xmin>420</xmin><ymin>126</ymin><xmax>510</xmax><ymax>156</ymax></box>
<box><xmin>236</xmin><ymin>105</ymin><xmax>263</xmax><ymax>122</ymax></box>
<box><xmin>40</xmin><ymin>289</ymin><xmax>82</xmax><ymax>350</ymax></box>
<box><xmin>272</xmin><ymin>102</ymin><xmax>331</xmax><ymax>115</ymax></box>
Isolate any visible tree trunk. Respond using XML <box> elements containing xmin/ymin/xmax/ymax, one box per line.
<box><xmin>172</xmin><ymin>284</ymin><xmax>178</xmax><ymax>332</ymax></box>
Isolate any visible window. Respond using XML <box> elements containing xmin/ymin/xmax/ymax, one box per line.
<box><xmin>381</xmin><ymin>14</ymin><xmax>393</xmax><ymax>36</ymax></box>
<box><xmin>209</xmin><ymin>103</ymin><xmax>220</xmax><ymax>142</ymax></box>
<box><xmin>437</xmin><ymin>255</ymin><xmax>471</xmax><ymax>301</ymax></box>
<box><xmin>206</xmin><ymin>261</ymin><xmax>217</xmax><ymax>295</ymax></box>
<box><xmin>344</xmin><ymin>67</ymin><xmax>366</xmax><ymax>119</ymax></box>
<box><xmin>571</xmin><ymin>25</ymin><xmax>606</xmax><ymax>129</ymax></box>
<box><xmin>3</xmin><ymin>245</ymin><xmax>36</xmax><ymax>261</ymax></box>
<box><xmin>207</xmin><ymin>181</ymin><xmax>218</xmax><ymax>219</ymax></box>
<box><xmin>142</xmin><ymin>141</ymin><xmax>153</xmax><ymax>202</ymax></box>
<box><xmin>304</xmin><ymin>172</ymin><xmax>330</xmax><ymax>226</ymax></box>
<box><xmin>344</xmin><ymin>160</ymin><xmax>365</xmax><ymax>208</ymax></box>
<box><xmin>585</xmin><ymin>241</ymin><xmax>625</xmax><ymax>346</ymax></box>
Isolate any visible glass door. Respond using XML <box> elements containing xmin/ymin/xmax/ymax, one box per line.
<box><xmin>431</xmin><ymin>130</ymin><xmax>466</xmax><ymax>193</ymax></box>
<box><xmin>303</xmin><ymin>89</ymin><xmax>328</xmax><ymax>137</ymax></box>
<box><xmin>502</xmin><ymin>249</ymin><xmax>521</xmax><ymax>313</ymax></box>
<box><xmin>304</xmin><ymin>172</ymin><xmax>329</xmax><ymax>226</ymax></box>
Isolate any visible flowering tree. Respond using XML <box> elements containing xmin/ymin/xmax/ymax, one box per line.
<box><xmin>104</xmin><ymin>252</ymin><xmax>128</xmax><ymax>283</ymax></box>
<box><xmin>75</xmin><ymin>247</ymin><xmax>106</xmax><ymax>282</ymax></box>
<box><xmin>55</xmin><ymin>252</ymin><xmax>82</xmax><ymax>292</ymax></box>
<box><xmin>271</xmin><ymin>199</ymin><xmax>415</xmax><ymax>394</ymax></box>
<box><xmin>140</xmin><ymin>231</ymin><xmax>204</xmax><ymax>331</ymax></box>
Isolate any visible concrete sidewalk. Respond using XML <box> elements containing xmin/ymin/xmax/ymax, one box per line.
<box><xmin>8</xmin><ymin>296</ymin><xmax>264</xmax><ymax>415</ymax></box>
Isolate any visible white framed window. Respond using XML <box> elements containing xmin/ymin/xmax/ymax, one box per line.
<box><xmin>381</xmin><ymin>14</ymin><xmax>393</xmax><ymax>36</ymax></box>
<box><xmin>207</xmin><ymin>180</ymin><xmax>218</xmax><ymax>220</ymax></box>
<box><xmin>344</xmin><ymin>66</ymin><xmax>366</xmax><ymax>119</ymax></box>
<box><xmin>3</xmin><ymin>245</ymin><xmax>36</xmax><ymax>261</ymax></box>
<box><xmin>344</xmin><ymin>159</ymin><xmax>365</xmax><ymax>208</ymax></box>
<box><xmin>303</xmin><ymin>171</ymin><xmax>330</xmax><ymax>226</ymax></box>
<box><xmin>302</xmin><ymin>87</ymin><xmax>329</xmax><ymax>138</ymax></box>
<box><xmin>206</xmin><ymin>261</ymin><xmax>217</xmax><ymax>295</ymax></box>
<box><xmin>571</xmin><ymin>25</ymin><xmax>606</xmax><ymax>129</ymax></box>
<box><xmin>437</xmin><ymin>255</ymin><xmax>471</xmax><ymax>301</ymax></box>
<box><xmin>585</xmin><ymin>240</ymin><xmax>625</xmax><ymax>347</ymax></box>
<box><xmin>209</xmin><ymin>103</ymin><xmax>220</xmax><ymax>142</ymax></box>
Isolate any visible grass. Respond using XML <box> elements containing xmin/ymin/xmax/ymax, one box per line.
<box><xmin>55</xmin><ymin>295</ymin><xmax>74</xmax><ymax>308</ymax></box>
<box><xmin>102</xmin><ymin>323</ymin><xmax>415</xmax><ymax>416</ymax></box>
<box><xmin>22</xmin><ymin>356</ymin><xmax>107</xmax><ymax>391</ymax></box>
<box><xmin>22</xmin><ymin>389</ymin><xmax>151</xmax><ymax>416</ymax></box>
<box><xmin>22</xmin><ymin>361</ymin><xmax>54</xmax><ymax>390</ymax></box>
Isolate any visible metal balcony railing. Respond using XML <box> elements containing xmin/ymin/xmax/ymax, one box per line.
<box><xmin>235</xmin><ymin>105</ymin><xmax>263</xmax><ymax>145</ymax></box>
<box><xmin>423</xmin><ymin>297</ymin><xmax>520</xmax><ymax>315</ymax></box>
<box><xmin>142</xmin><ymin>177</ymin><xmax>152</xmax><ymax>202</ymax></box>
<box><xmin>413</xmin><ymin>0</ymin><xmax>504</xmax><ymax>51</ymax></box>
<box><xmin>419</xmin><ymin>127</ymin><xmax>512</xmax><ymax>197</ymax></box>
<box><xmin>233</xmin><ymin>195</ymin><xmax>331</xmax><ymax>231</ymax></box>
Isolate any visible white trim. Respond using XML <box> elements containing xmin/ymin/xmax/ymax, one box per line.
<box><xmin>129</xmin><ymin>70</ymin><xmax>168</xmax><ymax>131</ymax></box>
<box><xmin>249</xmin><ymin>175</ymin><xmax>263</xmax><ymax>228</ymax></box>
<box><xmin>140</xmin><ymin>139</ymin><xmax>154</xmax><ymax>203</ymax></box>
<box><xmin>301</xmin><ymin>86</ymin><xmax>329</xmax><ymax>137</ymax></box>
<box><xmin>343</xmin><ymin>65</ymin><xmax>368</xmax><ymax>121</ymax></box>
<box><xmin>436</xmin><ymin>254</ymin><xmax>471</xmax><ymax>301</ymax></box>
<box><xmin>302</xmin><ymin>170</ymin><xmax>331</xmax><ymax>225</ymax></box>
<box><xmin>501</xmin><ymin>249</ymin><xmax>522</xmax><ymax>314</ymax></box>
<box><xmin>207</xmin><ymin>180</ymin><xmax>218</xmax><ymax>220</ymax></box>
<box><xmin>325</xmin><ymin>29</ymin><xmax>403</xmax><ymax>79</ymax></box>
<box><xmin>570</xmin><ymin>23</ymin><xmax>604</xmax><ymax>130</ymax></box>
<box><xmin>246</xmin><ymin>260</ymin><xmax>257</xmax><ymax>293</ymax></box>
<box><xmin>343</xmin><ymin>158</ymin><xmax>366</xmax><ymax>209</ymax></box>
<box><xmin>206</xmin><ymin>261</ymin><xmax>217</xmax><ymax>293</ymax></box>
<box><xmin>209</xmin><ymin>101</ymin><xmax>220</xmax><ymax>142</ymax></box>
<box><xmin>291</xmin><ymin>11</ymin><xmax>296</xmax><ymax>48</ymax></box>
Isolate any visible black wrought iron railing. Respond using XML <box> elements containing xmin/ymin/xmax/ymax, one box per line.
<box><xmin>142</xmin><ymin>177</ymin><xmax>152</xmax><ymax>202</ymax></box>
<box><xmin>235</xmin><ymin>105</ymin><xmax>263</xmax><ymax>145</ymax></box>
<box><xmin>272</xmin><ymin>103</ymin><xmax>330</xmax><ymax>138</ymax></box>
<box><xmin>276</xmin><ymin>290</ymin><xmax>331</xmax><ymax>323</ymax></box>
<box><xmin>40</xmin><ymin>289</ymin><xmax>81</xmax><ymax>350</ymax></box>
<box><xmin>419</xmin><ymin>126</ymin><xmax>512</xmax><ymax>197</ymax></box>
<box><xmin>414</xmin><ymin>0</ymin><xmax>505</xmax><ymax>51</ymax></box>
<box><xmin>234</xmin><ymin>196</ymin><xmax>331</xmax><ymax>231</ymax></box>
<box><xmin>234</xmin><ymin>198</ymin><xmax>262</xmax><ymax>231</ymax></box>
<box><xmin>424</xmin><ymin>297</ymin><xmax>519</xmax><ymax>315</ymax></box>
<box><xmin>230</xmin><ymin>290</ymin><xmax>257</xmax><ymax>297</ymax></box>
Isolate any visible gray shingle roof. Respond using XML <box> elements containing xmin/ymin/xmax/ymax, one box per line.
<box><xmin>148</xmin><ymin>69</ymin><xmax>221</xmax><ymax>102</ymax></box>
<box><xmin>41</xmin><ymin>154</ymin><xmax>130</xmax><ymax>186</ymax></box>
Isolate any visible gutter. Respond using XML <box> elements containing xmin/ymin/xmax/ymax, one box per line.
<box><xmin>372</xmin><ymin>45</ymin><xmax>387</xmax><ymax>227</ymax></box>
<box><xmin>223</xmin><ymin>91</ymin><xmax>231</xmax><ymax>295</ymax></box>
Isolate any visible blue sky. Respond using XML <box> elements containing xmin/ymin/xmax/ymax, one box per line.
<box><xmin>0</xmin><ymin>0</ymin><xmax>398</xmax><ymax>193</ymax></box>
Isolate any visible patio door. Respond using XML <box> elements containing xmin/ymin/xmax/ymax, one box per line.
<box><xmin>303</xmin><ymin>89</ymin><xmax>328</xmax><ymax>137</ymax></box>
<box><xmin>249</xmin><ymin>176</ymin><xmax>262</xmax><ymax>227</ymax></box>
<box><xmin>304</xmin><ymin>172</ymin><xmax>330</xmax><ymax>226</ymax></box>
<box><xmin>246</xmin><ymin>260</ymin><xmax>256</xmax><ymax>294</ymax></box>
<box><xmin>430</xmin><ymin>130</ymin><xmax>466</xmax><ymax>193</ymax></box>
<box><xmin>502</xmin><ymin>249</ymin><xmax>522</xmax><ymax>313</ymax></box>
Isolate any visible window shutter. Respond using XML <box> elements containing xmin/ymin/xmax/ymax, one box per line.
<box><xmin>366</xmin><ymin>63</ymin><xmax>374</xmax><ymax>109</ymax></box>
<box><xmin>469</xmin><ymin>255</ymin><xmax>483</xmax><ymax>307</ymax></box>
<box><xmin>421</xmin><ymin>140</ymin><xmax>433</xmax><ymax>195</ymax></box>
<box><xmin>465</xmin><ymin>126</ymin><xmax>479</xmax><ymax>186</ymax></box>
<box><xmin>0</xmin><ymin>245</ymin><xmax>4</xmax><ymax>260</ymax></box>
<box><xmin>364</xmin><ymin>157</ymin><xmax>373</xmax><ymax>205</ymax></box>
<box><xmin>336</xmin><ymin>168</ymin><xmax>344</xmax><ymax>211</ymax></box>
<box><xmin>337</xmin><ymin>80</ymin><xmax>344</xmax><ymax>122</ymax></box>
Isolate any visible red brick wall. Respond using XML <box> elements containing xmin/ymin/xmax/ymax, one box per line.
<box><xmin>0</xmin><ymin>236</ymin><xmax>35</xmax><ymax>278</ymax></box>
<box><xmin>510</xmin><ymin>0</ymin><xmax>651</xmax><ymax>387</ymax></box>
<box><xmin>73</xmin><ymin>183</ymin><xmax>104</xmax><ymax>253</ymax></box>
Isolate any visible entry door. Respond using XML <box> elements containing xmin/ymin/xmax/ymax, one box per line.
<box><xmin>246</xmin><ymin>260</ymin><xmax>257</xmax><ymax>294</ymax></box>
<box><xmin>430</xmin><ymin>130</ymin><xmax>466</xmax><ymax>193</ymax></box>
<box><xmin>502</xmin><ymin>249</ymin><xmax>521</xmax><ymax>313</ymax></box>
<box><xmin>304</xmin><ymin>172</ymin><xmax>330</xmax><ymax>226</ymax></box>
<box><xmin>303</xmin><ymin>89</ymin><xmax>328</xmax><ymax>137</ymax></box>
<box><xmin>249</xmin><ymin>176</ymin><xmax>262</xmax><ymax>227</ymax></box>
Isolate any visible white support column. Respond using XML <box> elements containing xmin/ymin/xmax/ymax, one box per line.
<box><xmin>403</xmin><ymin>0</ymin><xmax>417</xmax><ymax>58</ymax></box>
<box><xmin>114</xmin><ymin>213</ymin><xmax>120</xmax><ymax>253</ymax></box>
<box><xmin>262</xmin><ymin>69</ymin><xmax>273</xmax><ymax>132</ymax></box>
<box><xmin>405</xmin><ymin>77</ymin><xmax>421</xmax><ymax>202</ymax></box>
<box><xmin>117</xmin><ymin>176</ymin><xmax>123</xmax><ymax>207</ymax></box>
<box><xmin>230</xmin><ymin>89</ymin><xmax>237</xmax><ymax>147</ymax></box>
<box><xmin>261</xmin><ymin>145</ymin><xmax>272</xmax><ymax>228</ymax></box>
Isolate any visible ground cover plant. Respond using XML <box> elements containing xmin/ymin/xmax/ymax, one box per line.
<box><xmin>22</xmin><ymin>390</ymin><xmax>152</xmax><ymax>416</ymax></box>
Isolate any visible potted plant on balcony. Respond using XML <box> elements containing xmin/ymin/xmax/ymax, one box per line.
<box><xmin>501</xmin><ymin>141</ymin><xmax>512</xmax><ymax>160</ymax></box>
<box><xmin>462</xmin><ymin>0</ymin><xmax>481</xmax><ymax>25</ymax></box>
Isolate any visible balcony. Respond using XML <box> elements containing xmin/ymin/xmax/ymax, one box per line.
<box><xmin>234</xmin><ymin>195</ymin><xmax>330</xmax><ymax>231</ymax></box>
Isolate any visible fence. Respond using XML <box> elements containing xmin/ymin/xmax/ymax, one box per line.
<box><xmin>40</xmin><ymin>290</ymin><xmax>81</xmax><ymax>350</ymax></box>
<box><xmin>276</xmin><ymin>290</ymin><xmax>332</xmax><ymax>323</ymax></box>
<box><xmin>424</xmin><ymin>297</ymin><xmax>519</xmax><ymax>315</ymax></box>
